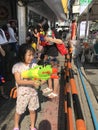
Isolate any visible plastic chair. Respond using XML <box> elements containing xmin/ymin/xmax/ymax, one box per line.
<box><xmin>90</xmin><ymin>43</ymin><xmax>98</xmax><ymax>62</ymax></box>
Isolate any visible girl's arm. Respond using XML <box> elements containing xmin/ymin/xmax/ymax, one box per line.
<box><xmin>44</xmin><ymin>36</ymin><xmax>63</xmax><ymax>44</ymax></box>
<box><xmin>14</xmin><ymin>71</ymin><xmax>40</xmax><ymax>88</ymax></box>
<box><xmin>0</xmin><ymin>46</ymin><xmax>5</xmax><ymax>56</ymax></box>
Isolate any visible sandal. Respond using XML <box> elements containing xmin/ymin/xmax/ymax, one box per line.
<box><xmin>42</xmin><ymin>88</ymin><xmax>53</xmax><ymax>94</ymax></box>
<box><xmin>47</xmin><ymin>92</ymin><xmax>58</xmax><ymax>98</ymax></box>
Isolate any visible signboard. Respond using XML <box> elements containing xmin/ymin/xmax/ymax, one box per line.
<box><xmin>80</xmin><ymin>0</ymin><xmax>92</xmax><ymax>5</ymax></box>
<box><xmin>80</xmin><ymin>0</ymin><xmax>92</xmax><ymax>14</ymax></box>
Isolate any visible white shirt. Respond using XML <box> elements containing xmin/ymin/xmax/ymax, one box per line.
<box><xmin>8</xmin><ymin>27</ymin><xmax>17</xmax><ymax>43</ymax></box>
<box><xmin>0</xmin><ymin>29</ymin><xmax>8</xmax><ymax>45</ymax></box>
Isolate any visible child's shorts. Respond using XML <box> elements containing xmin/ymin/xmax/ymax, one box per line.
<box><xmin>16</xmin><ymin>87</ymin><xmax>39</xmax><ymax>114</ymax></box>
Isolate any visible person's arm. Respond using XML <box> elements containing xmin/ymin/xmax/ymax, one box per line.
<box><xmin>36</xmin><ymin>33</ymin><xmax>41</xmax><ymax>50</ymax></box>
<box><xmin>44</xmin><ymin>36</ymin><xmax>63</xmax><ymax>44</ymax></box>
<box><xmin>0</xmin><ymin>46</ymin><xmax>5</xmax><ymax>56</ymax></box>
<box><xmin>14</xmin><ymin>71</ymin><xmax>40</xmax><ymax>88</ymax></box>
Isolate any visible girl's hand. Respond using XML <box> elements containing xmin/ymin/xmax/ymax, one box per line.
<box><xmin>33</xmin><ymin>81</ymin><xmax>40</xmax><ymax>89</ymax></box>
<box><xmin>40</xmin><ymin>80</ymin><xmax>46</xmax><ymax>85</ymax></box>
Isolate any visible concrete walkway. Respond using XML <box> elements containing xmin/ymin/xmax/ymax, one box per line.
<box><xmin>0</xmin><ymin>54</ymin><xmax>98</xmax><ymax>130</ymax></box>
<box><xmin>0</xmin><ymin>54</ymin><xmax>65</xmax><ymax>130</ymax></box>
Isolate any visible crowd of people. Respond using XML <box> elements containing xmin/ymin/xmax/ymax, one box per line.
<box><xmin>12</xmin><ymin>20</ymin><xmax>69</xmax><ymax>130</ymax></box>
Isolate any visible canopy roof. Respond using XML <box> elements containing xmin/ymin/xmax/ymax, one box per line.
<box><xmin>28</xmin><ymin>0</ymin><xmax>66</xmax><ymax>21</ymax></box>
<box><xmin>79</xmin><ymin>0</ymin><xmax>98</xmax><ymax>22</ymax></box>
<box><xmin>44</xmin><ymin>0</ymin><xmax>66</xmax><ymax>21</ymax></box>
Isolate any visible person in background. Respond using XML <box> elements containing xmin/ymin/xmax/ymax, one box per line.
<box><xmin>26</xmin><ymin>26</ymin><xmax>38</xmax><ymax>51</ymax></box>
<box><xmin>0</xmin><ymin>28</ymin><xmax>8</xmax><ymax>79</ymax></box>
<box><xmin>36</xmin><ymin>24</ymin><xmax>44</xmax><ymax>60</ymax></box>
<box><xmin>12</xmin><ymin>43</ymin><xmax>45</xmax><ymax>130</ymax></box>
<box><xmin>39</xmin><ymin>22</ymin><xmax>62</xmax><ymax>98</ymax></box>
<box><xmin>7</xmin><ymin>23</ymin><xmax>17</xmax><ymax>56</ymax></box>
<box><xmin>9</xmin><ymin>21</ymin><xmax>18</xmax><ymax>38</ymax></box>
<box><xmin>0</xmin><ymin>45</ymin><xmax>9</xmax><ymax>99</ymax></box>
<box><xmin>26</xmin><ymin>25</ymin><xmax>39</xmax><ymax>63</ymax></box>
<box><xmin>37</xmin><ymin>53</ymin><xmax>53</xmax><ymax>95</ymax></box>
<box><xmin>2</xmin><ymin>24</ymin><xmax>10</xmax><ymax>41</ymax></box>
<box><xmin>71</xmin><ymin>19</ymin><xmax>77</xmax><ymax>40</ymax></box>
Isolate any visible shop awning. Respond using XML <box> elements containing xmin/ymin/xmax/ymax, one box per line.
<box><xmin>28</xmin><ymin>1</ymin><xmax>57</xmax><ymax>21</ymax></box>
<box><xmin>79</xmin><ymin>0</ymin><xmax>98</xmax><ymax>22</ymax></box>
<box><xmin>27</xmin><ymin>0</ymin><xmax>67</xmax><ymax>22</ymax></box>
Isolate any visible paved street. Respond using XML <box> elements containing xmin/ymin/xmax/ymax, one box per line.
<box><xmin>83</xmin><ymin>63</ymin><xmax>98</xmax><ymax>102</ymax></box>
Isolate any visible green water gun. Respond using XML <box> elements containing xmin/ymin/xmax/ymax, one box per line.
<box><xmin>21</xmin><ymin>65</ymin><xmax>59</xmax><ymax>80</ymax></box>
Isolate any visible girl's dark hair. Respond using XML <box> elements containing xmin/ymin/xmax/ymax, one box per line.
<box><xmin>18</xmin><ymin>43</ymin><xmax>35</xmax><ymax>62</ymax></box>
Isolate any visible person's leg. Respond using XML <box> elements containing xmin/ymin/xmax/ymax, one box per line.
<box><xmin>48</xmin><ymin>79</ymin><xmax>53</xmax><ymax>90</ymax></box>
<box><xmin>28</xmin><ymin>93</ymin><xmax>39</xmax><ymax>130</ymax></box>
<box><xmin>13</xmin><ymin>92</ymin><xmax>28</xmax><ymax>129</ymax></box>
<box><xmin>53</xmin><ymin>79</ymin><xmax>59</xmax><ymax>95</ymax></box>
<box><xmin>13</xmin><ymin>112</ymin><xmax>21</xmax><ymax>129</ymax></box>
<box><xmin>41</xmin><ymin>82</ymin><xmax>52</xmax><ymax>94</ymax></box>
<box><xmin>47</xmin><ymin>79</ymin><xmax>59</xmax><ymax>98</ymax></box>
<box><xmin>29</xmin><ymin>110</ymin><xmax>36</xmax><ymax>129</ymax></box>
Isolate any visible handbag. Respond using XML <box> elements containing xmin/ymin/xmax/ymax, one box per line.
<box><xmin>10</xmin><ymin>87</ymin><xmax>17</xmax><ymax>99</ymax></box>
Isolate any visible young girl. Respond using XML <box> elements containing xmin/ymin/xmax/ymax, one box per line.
<box><xmin>12</xmin><ymin>43</ymin><xmax>43</xmax><ymax>130</ymax></box>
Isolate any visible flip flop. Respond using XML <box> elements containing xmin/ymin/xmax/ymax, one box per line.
<box><xmin>42</xmin><ymin>88</ymin><xmax>53</xmax><ymax>94</ymax></box>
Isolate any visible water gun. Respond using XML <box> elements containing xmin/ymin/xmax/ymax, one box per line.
<box><xmin>0</xmin><ymin>75</ymin><xmax>5</xmax><ymax>84</ymax></box>
<box><xmin>21</xmin><ymin>65</ymin><xmax>59</xmax><ymax>80</ymax></box>
<box><xmin>39</xmin><ymin>31</ymin><xmax>48</xmax><ymax>46</ymax></box>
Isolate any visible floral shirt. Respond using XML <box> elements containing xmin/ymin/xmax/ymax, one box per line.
<box><xmin>12</xmin><ymin>62</ymin><xmax>37</xmax><ymax>95</ymax></box>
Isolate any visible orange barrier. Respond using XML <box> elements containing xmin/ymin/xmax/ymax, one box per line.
<box><xmin>70</xmin><ymin>78</ymin><xmax>78</xmax><ymax>95</ymax></box>
<box><xmin>66</xmin><ymin>82</ymin><xmax>74</xmax><ymax>130</ymax></box>
<box><xmin>68</xmin><ymin>65</ymin><xmax>86</xmax><ymax>130</ymax></box>
<box><xmin>64</xmin><ymin>58</ymin><xmax>74</xmax><ymax>130</ymax></box>
<box><xmin>76</xmin><ymin>119</ymin><xmax>87</xmax><ymax>130</ymax></box>
<box><xmin>64</xmin><ymin>48</ymin><xmax>86</xmax><ymax>130</ymax></box>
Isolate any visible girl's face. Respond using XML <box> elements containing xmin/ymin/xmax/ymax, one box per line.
<box><xmin>24</xmin><ymin>50</ymin><xmax>34</xmax><ymax>65</ymax></box>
